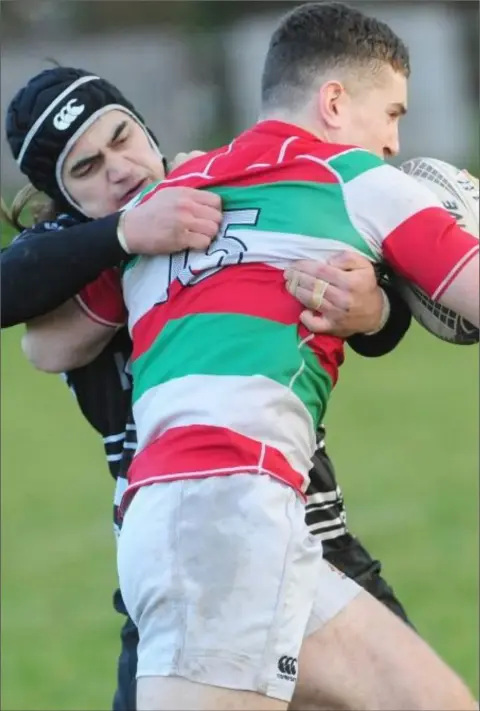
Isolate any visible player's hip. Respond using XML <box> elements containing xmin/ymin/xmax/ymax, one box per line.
<box><xmin>116</xmin><ymin>474</ymin><xmax>360</xmax><ymax>701</ymax></box>
<box><xmin>122</xmin><ymin>419</ymin><xmax>318</xmax><ymax>513</ymax></box>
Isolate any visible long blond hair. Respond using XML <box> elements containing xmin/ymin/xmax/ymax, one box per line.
<box><xmin>1</xmin><ymin>184</ymin><xmax>57</xmax><ymax>233</ymax></box>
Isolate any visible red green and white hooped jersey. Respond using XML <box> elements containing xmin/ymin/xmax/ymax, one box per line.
<box><xmin>80</xmin><ymin>121</ymin><xmax>478</xmax><ymax>508</ymax></box>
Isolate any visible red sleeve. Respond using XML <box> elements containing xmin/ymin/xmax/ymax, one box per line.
<box><xmin>74</xmin><ymin>267</ymin><xmax>126</xmax><ymax>327</ymax></box>
<box><xmin>383</xmin><ymin>207</ymin><xmax>479</xmax><ymax>300</ymax></box>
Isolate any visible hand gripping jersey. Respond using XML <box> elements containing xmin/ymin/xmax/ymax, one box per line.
<box><xmin>82</xmin><ymin>121</ymin><xmax>478</xmax><ymax>508</ymax></box>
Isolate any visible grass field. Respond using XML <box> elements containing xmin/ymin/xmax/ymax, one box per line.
<box><xmin>1</xmin><ymin>316</ymin><xmax>479</xmax><ymax>709</ymax></box>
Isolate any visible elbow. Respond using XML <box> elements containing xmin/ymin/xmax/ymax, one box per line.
<box><xmin>21</xmin><ymin>331</ymin><xmax>78</xmax><ymax>373</ymax></box>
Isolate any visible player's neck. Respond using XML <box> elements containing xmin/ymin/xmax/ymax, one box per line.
<box><xmin>257</xmin><ymin>110</ymin><xmax>329</xmax><ymax>144</ymax></box>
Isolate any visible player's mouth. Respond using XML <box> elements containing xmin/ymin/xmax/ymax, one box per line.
<box><xmin>119</xmin><ymin>179</ymin><xmax>149</xmax><ymax>207</ymax></box>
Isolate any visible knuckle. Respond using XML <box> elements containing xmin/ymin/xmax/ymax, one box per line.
<box><xmin>202</xmin><ymin>220</ymin><xmax>219</xmax><ymax>238</ymax></box>
<box><xmin>209</xmin><ymin>220</ymin><xmax>220</xmax><ymax>236</ymax></box>
<box><xmin>202</xmin><ymin>206</ymin><xmax>221</xmax><ymax>224</ymax></box>
<box><xmin>176</xmin><ymin>206</ymin><xmax>194</xmax><ymax>228</ymax></box>
<box><xmin>177</xmin><ymin>196</ymin><xmax>195</xmax><ymax>215</ymax></box>
<box><xmin>208</xmin><ymin>193</ymin><xmax>222</xmax><ymax>209</ymax></box>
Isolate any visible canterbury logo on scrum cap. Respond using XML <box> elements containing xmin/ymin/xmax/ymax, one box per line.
<box><xmin>53</xmin><ymin>98</ymin><xmax>85</xmax><ymax>131</ymax></box>
<box><xmin>16</xmin><ymin>75</ymin><xmax>99</xmax><ymax>167</ymax></box>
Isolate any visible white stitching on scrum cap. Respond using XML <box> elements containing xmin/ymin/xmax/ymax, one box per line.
<box><xmin>15</xmin><ymin>75</ymin><xmax>99</xmax><ymax>167</ymax></box>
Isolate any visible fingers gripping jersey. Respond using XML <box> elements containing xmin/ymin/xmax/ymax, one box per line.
<box><xmin>81</xmin><ymin>121</ymin><xmax>478</xmax><ymax>506</ymax></box>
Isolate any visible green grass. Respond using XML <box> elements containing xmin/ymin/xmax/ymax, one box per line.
<box><xmin>1</xmin><ymin>320</ymin><xmax>478</xmax><ymax>710</ymax></box>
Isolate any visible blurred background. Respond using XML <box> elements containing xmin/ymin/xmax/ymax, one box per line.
<box><xmin>1</xmin><ymin>1</ymin><xmax>478</xmax><ymax>709</ymax></box>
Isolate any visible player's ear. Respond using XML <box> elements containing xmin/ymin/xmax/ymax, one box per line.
<box><xmin>317</xmin><ymin>81</ymin><xmax>346</xmax><ymax>129</ymax></box>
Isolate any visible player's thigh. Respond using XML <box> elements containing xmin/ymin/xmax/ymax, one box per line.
<box><xmin>118</xmin><ymin>474</ymin><xmax>325</xmax><ymax>709</ymax></box>
<box><xmin>291</xmin><ymin>588</ymin><xmax>476</xmax><ymax>711</ymax></box>
<box><xmin>323</xmin><ymin>534</ymin><xmax>413</xmax><ymax>627</ymax></box>
<box><xmin>138</xmin><ymin>677</ymin><xmax>288</xmax><ymax>711</ymax></box>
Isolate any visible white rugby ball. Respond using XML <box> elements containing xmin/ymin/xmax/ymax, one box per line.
<box><xmin>395</xmin><ymin>157</ymin><xmax>479</xmax><ymax>345</ymax></box>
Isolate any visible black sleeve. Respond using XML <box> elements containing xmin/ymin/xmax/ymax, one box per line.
<box><xmin>347</xmin><ymin>282</ymin><xmax>412</xmax><ymax>358</ymax></box>
<box><xmin>1</xmin><ymin>213</ymin><xmax>127</xmax><ymax>328</ymax></box>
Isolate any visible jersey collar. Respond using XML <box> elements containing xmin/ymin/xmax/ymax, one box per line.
<box><xmin>246</xmin><ymin>119</ymin><xmax>323</xmax><ymax>144</ymax></box>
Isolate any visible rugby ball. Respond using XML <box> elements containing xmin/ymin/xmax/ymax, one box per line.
<box><xmin>395</xmin><ymin>157</ymin><xmax>479</xmax><ymax>344</ymax></box>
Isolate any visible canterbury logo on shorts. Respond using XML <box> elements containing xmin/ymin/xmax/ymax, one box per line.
<box><xmin>53</xmin><ymin>99</ymin><xmax>85</xmax><ymax>131</ymax></box>
<box><xmin>277</xmin><ymin>655</ymin><xmax>297</xmax><ymax>681</ymax></box>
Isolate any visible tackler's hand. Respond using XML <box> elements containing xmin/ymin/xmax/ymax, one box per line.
<box><xmin>121</xmin><ymin>186</ymin><xmax>222</xmax><ymax>255</ymax></box>
<box><xmin>284</xmin><ymin>252</ymin><xmax>389</xmax><ymax>338</ymax></box>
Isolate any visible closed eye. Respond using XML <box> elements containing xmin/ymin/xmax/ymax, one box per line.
<box><xmin>71</xmin><ymin>155</ymin><xmax>101</xmax><ymax>178</ymax></box>
<box><xmin>113</xmin><ymin>132</ymin><xmax>128</xmax><ymax>146</ymax></box>
<box><xmin>387</xmin><ymin>103</ymin><xmax>407</xmax><ymax>120</ymax></box>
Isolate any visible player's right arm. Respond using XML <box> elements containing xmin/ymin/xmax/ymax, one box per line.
<box><xmin>1</xmin><ymin>214</ymin><xmax>127</xmax><ymax>328</ymax></box>
<box><xmin>345</xmin><ymin>163</ymin><xmax>479</xmax><ymax>327</ymax></box>
<box><xmin>12</xmin><ymin>187</ymin><xmax>222</xmax><ymax>372</ymax></box>
<box><xmin>1</xmin><ymin>187</ymin><xmax>222</xmax><ymax>330</ymax></box>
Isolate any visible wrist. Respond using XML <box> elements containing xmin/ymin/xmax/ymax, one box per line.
<box><xmin>117</xmin><ymin>210</ymin><xmax>132</xmax><ymax>255</ymax></box>
<box><xmin>364</xmin><ymin>288</ymin><xmax>391</xmax><ymax>336</ymax></box>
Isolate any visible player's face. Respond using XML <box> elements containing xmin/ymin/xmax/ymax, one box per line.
<box><xmin>61</xmin><ymin>109</ymin><xmax>165</xmax><ymax>218</ymax></box>
<box><xmin>336</xmin><ymin>66</ymin><xmax>407</xmax><ymax>159</ymax></box>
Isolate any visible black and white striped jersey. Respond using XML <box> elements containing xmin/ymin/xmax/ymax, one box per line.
<box><xmin>63</xmin><ymin>328</ymin><xmax>133</xmax><ymax>537</ymax></box>
<box><xmin>305</xmin><ymin>427</ymin><xmax>348</xmax><ymax>541</ymax></box>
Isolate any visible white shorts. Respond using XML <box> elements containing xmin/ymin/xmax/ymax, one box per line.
<box><xmin>117</xmin><ymin>474</ymin><xmax>361</xmax><ymax>702</ymax></box>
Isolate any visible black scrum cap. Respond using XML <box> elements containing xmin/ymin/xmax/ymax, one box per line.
<box><xmin>6</xmin><ymin>66</ymin><xmax>160</xmax><ymax>216</ymax></box>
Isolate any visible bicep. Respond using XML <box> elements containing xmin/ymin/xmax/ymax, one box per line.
<box><xmin>383</xmin><ymin>211</ymin><xmax>479</xmax><ymax>328</ymax></box>
<box><xmin>347</xmin><ymin>165</ymin><xmax>479</xmax><ymax>326</ymax></box>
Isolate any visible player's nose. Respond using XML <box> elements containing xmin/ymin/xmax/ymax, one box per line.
<box><xmin>385</xmin><ymin>129</ymin><xmax>400</xmax><ymax>158</ymax></box>
<box><xmin>107</xmin><ymin>154</ymin><xmax>133</xmax><ymax>183</ymax></box>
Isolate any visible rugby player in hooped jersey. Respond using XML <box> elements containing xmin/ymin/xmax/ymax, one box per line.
<box><xmin>4</xmin><ymin>63</ymin><xmax>413</xmax><ymax>711</ymax></box>
<box><xmin>6</xmin><ymin>5</ymin><xmax>479</xmax><ymax>711</ymax></box>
